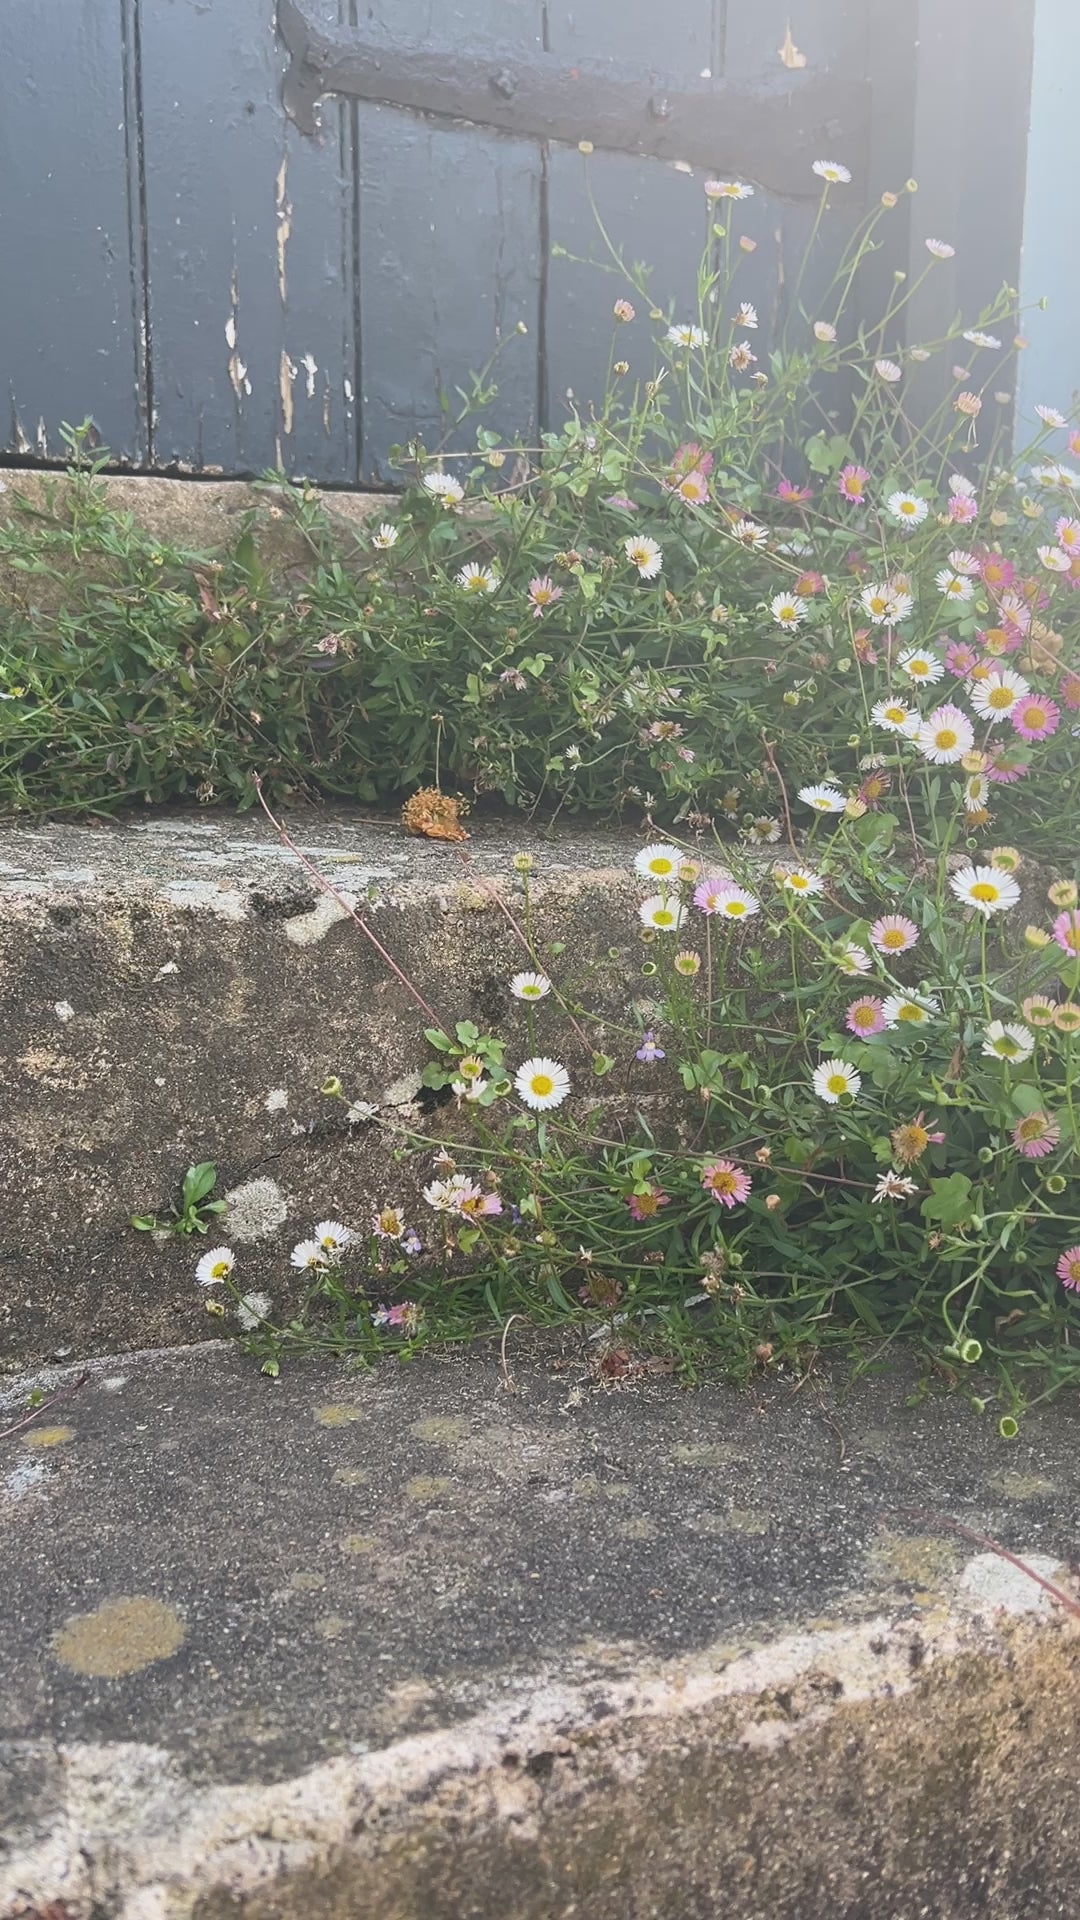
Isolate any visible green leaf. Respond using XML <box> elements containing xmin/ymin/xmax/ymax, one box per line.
<box><xmin>921</xmin><ymin>1173</ymin><xmax>973</xmax><ymax>1228</ymax></box>
<box><xmin>424</xmin><ymin>1028</ymin><xmax>454</xmax><ymax>1052</ymax></box>
<box><xmin>183</xmin><ymin>1162</ymin><xmax>218</xmax><ymax>1205</ymax></box>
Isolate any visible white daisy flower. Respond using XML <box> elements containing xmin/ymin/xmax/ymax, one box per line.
<box><xmin>873</xmin><ymin>1172</ymin><xmax>919</xmax><ymax>1202</ymax></box>
<box><xmin>935</xmin><ymin>569</ymin><xmax>975</xmax><ymax>601</ymax></box>
<box><xmin>925</xmin><ymin>238</ymin><xmax>956</xmax><ymax>258</ymax></box>
<box><xmin>949</xmin><ymin>863</ymin><xmax>1022</xmax><ymax>915</ymax></box>
<box><xmin>917</xmin><ymin>705</ymin><xmax>974</xmax><ymax>764</ymax></box>
<box><xmin>371</xmin><ymin>522</ymin><xmax>399</xmax><ymax>549</ymax></box>
<box><xmin>236</xmin><ymin>1291</ymin><xmax>272</xmax><ymax>1330</ymax></box>
<box><xmin>730</xmin><ymin>518</ymin><xmax>768</xmax><ymax>548</ymax></box>
<box><xmin>798</xmin><ymin>783</ymin><xmax>847</xmax><ymax>813</ymax></box>
<box><xmin>949</xmin><ymin>472</ymin><xmax>977</xmax><ymax>497</ymax></box>
<box><xmin>196</xmin><ymin>1246</ymin><xmax>235</xmax><ymax>1288</ymax></box>
<box><xmin>969</xmin><ymin>668</ymin><xmax>1029</xmax><ymax>724</ymax></box>
<box><xmin>729</xmin><ymin>340</ymin><xmax>757</xmax><ymax>371</ymax></box>
<box><xmin>1035</xmin><ymin>405</ymin><xmax>1067</xmax><ymax>428</ymax></box>
<box><xmin>515</xmin><ymin>1056</ymin><xmax>571</xmax><ymax>1111</ymax></box>
<box><xmin>898</xmin><ymin>647</ymin><xmax>944</xmax><ymax>684</ymax></box>
<box><xmin>456</xmin><ymin>561</ymin><xmax>499</xmax><ymax>593</ymax></box>
<box><xmin>1037</xmin><ymin>545</ymin><xmax>1072</xmax><ymax>572</ymax></box>
<box><xmin>639</xmin><ymin>894</ymin><xmax>687</xmax><ymax>932</ymax></box>
<box><xmin>742</xmin><ymin>815</ymin><xmax>782</xmax><ymax>844</ymax></box>
<box><xmin>510</xmin><ymin>970</ymin><xmax>551</xmax><ymax>1000</ymax></box>
<box><xmin>813</xmin><ymin>160</ymin><xmax>852</xmax><ymax>184</ymax></box>
<box><xmin>625</xmin><ymin>534</ymin><xmax>663</xmax><ymax>578</ymax></box>
<box><xmin>886</xmin><ymin>491</ymin><xmax>929</xmax><ymax>525</ymax></box>
<box><xmin>372</xmin><ymin>1205</ymin><xmax>407</xmax><ymax>1240</ymax></box>
<box><xmin>836</xmin><ymin>943</ymin><xmax>873</xmax><ymax>975</ymax></box>
<box><xmin>706</xmin><ymin>885</ymin><xmax>760</xmax><ymax>920</ymax></box>
<box><xmin>314</xmin><ymin>1219</ymin><xmax>353</xmax><ymax>1257</ymax></box>
<box><xmin>871</xmin><ymin>697</ymin><xmax>920</xmax><ymax>736</ymax></box>
<box><xmin>705</xmin><ymin>179</ymin><xmax>754</xmax><ymax>200</ymax></box>
<box><xmin>814</xmin><ymin>321</ymin><xmax>838</xmax><ymax>343</ymax></box>
<box><xmin>963</xmin><ymin>774</ymin><xmax>990</xmax><ymax>814</ymax></box>
<box><xmin>634</xmin><ymin>843</ymin><xmax>683</xmax><ymax>881</ymax></box>
<box><xmin>770</xmin><ymin>592</ymin><xmax>808</xmax><ymax>631</ymax></box>
<box><xmin>875</xmin><ymin>358</ymin><xmax>903</xmax><ymax>383</ymax></box>
<box><xmin>779</xmin><ymin>866</ymin><xmax>824</xmax><ymax>896</ymax></box>
<box><xmin>860</xmin><ymin>583</ymin><xmax>914</xmax><ymax>624</ymax></box>
<box><xmin>963</xmin><ymin>330</ymin><xmax>1001</xmax><ymax>350</ymax></box>
<box><xmin>667</xmin><ymin>323</ymin><xmax>708</xmax><ymax>349</ymax></box>
<box><xmin>291</xmin><ymin>1238</ymin><xmax>328</xmax><ymax>1271</ymax></box>
<box><xmin>882</xmin><ymin>992</ymin><xmax>939</xmax><ymax>1028</ymax></box>
<box><xmin>346</xmin><ymin>1099</ymin><xmax>379</xmax><ymax>1125</ymax></box>
<box><xmin>982</xmin><ymin>1021</ymin><xmax>1035</xmax><ymax>1063</ymax></box>
<box><xmin>422</xmin><ymin>471</ymin><xmax>464</xmax><ymax>506</ymax></box>
<box><xmin>813</xmin><ymin>1058</ymin><xmax>861</xmax><ymax>1103</ymax></box>
<box><xmin>734</xmin><ymin>302</ymin><xmax>759</xmax><ymax>328</ymax></box>
<box><xmin>947</xmin><ymin>549</ymin><xmax>980</xmax><ymax>574</ymax></box>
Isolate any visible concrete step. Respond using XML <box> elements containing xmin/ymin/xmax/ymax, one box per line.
<box><xmin>2</xmin><ymin>1339</ymin><xmax>1079</xmax><ymax>1919</ymax></box>
<box><xmin>0</xmin><ymin>810</ymin><xmax>644</xmax><ymax>1366</ymax></box>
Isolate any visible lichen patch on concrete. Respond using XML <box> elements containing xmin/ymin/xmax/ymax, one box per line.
<box><xmin>51</xmin><ymin>1596</ymin><xmax>186</xmax><ymax>1677</ymax></box>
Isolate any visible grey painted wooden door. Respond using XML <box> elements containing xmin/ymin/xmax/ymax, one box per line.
<box><xmin>0</xmin><ymin>1</ymin><xmax>1033</xmax><ymax>486</ymax></box>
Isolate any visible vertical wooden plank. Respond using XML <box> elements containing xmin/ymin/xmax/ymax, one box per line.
<box><xmin>356</xmin><ymin>0</ymin><xmax>544</xmax><ymax>480</ymax></box>
<box><xmin>0</xmin><ymin>0</ymin><xmax>147</xmax><ymax>462</ymax></box>
<box><xmin>544</xmin><ymin>1</ymin><xmax>715</xmax><ymax>425</ymax></box>
<box><xmin>139</xmin><ymin>0</ymin><xmax>357</xmax><ymax>481</ymax></box>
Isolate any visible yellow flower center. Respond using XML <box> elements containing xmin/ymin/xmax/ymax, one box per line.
<box><xmin>987</xmin><ymin>686</ymin><xmax>1014</xmax><ymax>710</ymax></box>
<box><xmin>971</xmin><ymin>882</ymin><xmax>1000</xmax><ymax>903</ymax></box>
<box><xmin>900</xmin><ymin>501</ymin><xmax>917</xmax><ymax>515</ymax></box>
<box><xmin>521</xmin><ymin>984</ymin><xmax>543</xmax><ymax>998</ymax></box>
<box><xmin>725</xmin><ymin>900</ymin><xmax>747</xmax><ymax>915</ymax></box>
<box><xmin>650</xmin><ymin>857</ymin><xmax>675</xmax><ymax>875</ymax></box>
<box><xmin>530</xmin><ymin>1074</ymin><xmax>554</xmax><ymax>1098</ymax></box>
<box><xmin>885</xmin><ymin>707</ymin><xmax>906</xmax><ymax>722</ymax></box>
<box><xmin>1024</xmin><ymin>706</ymin><xmax>1046</xmax><ymax>729</ymax></box>
<box><xmin>935</xmin><ymin>728</ymin><xmax>958</xmax><ymax>750</ymax></box>
<box><xmin>653</xmin><ymin>909</ymin><xmax>674</xmax><ymax>926</ymax></box>
<box><xmin>910</xmin><ymin>661</ymin><xmax>929</xmax><ymax>676</ymax></box>
<box><xmin>881</xmin><ymin>929</ymin><xmax>905</xmax><ymax>949</ymax></box>
<box><xmin>897</xmin><ymin>1003</ymin><xmax>924</xmax><ymax>1022</ymax></box>
<box><xmin>826</xmin><ymin>1073</ymin><xmax>849</xmax><ymax>1095</ymax></box>
<box><xmin>853</xmin><ymin>1008</ymin><xmax>877</xmax><ymax>1029</ymax></box>
<box><xmin>211</xmin><ymin>1260</ymin><xmax>230</xmax><ymax>1279</ymax></box>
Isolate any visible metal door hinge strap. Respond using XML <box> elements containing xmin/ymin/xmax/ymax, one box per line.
<box><xmin>277</xmin><ymin>0</ymin><xmax>867</xmax><ymax>200</ymax></box>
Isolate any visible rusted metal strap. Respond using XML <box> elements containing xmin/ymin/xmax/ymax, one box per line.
<box><xmin>277</xmin><ymin>0</ymin><xmax>868</xmax><ymax>200</ymax></box>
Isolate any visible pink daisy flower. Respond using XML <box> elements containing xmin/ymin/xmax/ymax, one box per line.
<box><xmin>944</xmin><ymin>640</ymin><xmax>980</xmax><ymax>678</ymax></box>
<box><xmin>671</xmin><ymin>442</ymin><xmax>714</xmax><ymax>478</ymax></box>
<box><xmin>984</xmin><ymin>748</ymin><xmax>1029</xmax><ymax>785</ymax></box>
<box><xmin>838</xmin><ymin>464</ymin><xmax>870</xmax><ymax>504</ymax></box>
<box><xmin>701</xmin><ymin>1158</ymin><xmax>752</xmax><ymax>1208</ymax></box>
<box><xmin>527</xmin><ymin>575</ymin><xmax>563</xmax><ymax>618</ymax></box>
<box><xmin>1059</xmin><ymin>671</ymin><xmax>1080</xmax><ymax>711</ymax></box>
<box><xmin>775</xmin><ymin>478</ymin><xmax>813</xmax><ymax>504</ymax></box>
<box><xmin>1011</xmin><ymin>694</ymin><xmax>1060</xmax><ymax>741</ymax></box>
<box><xmin>1052</xmin><ymin>910</ymin><xmax>1080</xmax><ymax>956</ymax></box>
<box><xmin>1057</xmin><ymin>1246</ymin><xmax>1080</xmax><ymax>1292</ymax></box>
<box><xmin>626</xmin><ymin>1184</ymin><xmax>671</xmax><ymax>1221</ymax></box>
<box><xmin>1011</xmin><ymin>1111</ymin><xmax>1060</xmax><ymax>1159</ymax></box>
<box><xmin>846</xmin><ymin>996</ymin><xmax>887</xmax><ymax>1036</ymax></box>
<box><xmin>870</xmin><ymin>913</ymin><xmax>919</xmax><ymax>955</ymax></box>
<box><xmin>947</xmin><ymin>494</ymin><xmax>978</xmax><ymax>524</ymax></box>
<box><xmin>794</xmin><ymin>570</ymin><xmax>826</xmax><ymax>596</ymax></box>
<box><xmin>671</xmin><ymin>469</ymin><xmax>711</xmax><ymax>504</ymax></box>
<box><xmin>979</xmin><ymin>553</ymin><xmax>1016</xmax><ymax>592</ymax></box>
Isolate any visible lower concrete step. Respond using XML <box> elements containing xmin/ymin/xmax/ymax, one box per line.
<box><xmin>2</xmin><ymin>1340</ymin><xmax>1079</xmax><ymax>1919</ymax></box>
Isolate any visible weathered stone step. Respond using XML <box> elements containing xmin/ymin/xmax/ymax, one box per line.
<box><xmin>0</xmin><ymin>811</ymin><xmax>642</xmax><ymax>1365</ymax></box>
<box><xmin>2</xmin><ymin>1340</ymin><xmax>1078</xmax><ymax>1919</ymax></box>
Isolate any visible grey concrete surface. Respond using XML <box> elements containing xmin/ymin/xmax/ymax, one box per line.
<box><xmin>0</xmin><ymin>810</ymin><xmax>650</xmax><ymax>1365</ymax></box>
<box><xmin>1</xmin><ymin>1340</ymin><xmax>1079</xmax><ymax>1919</ymax></box>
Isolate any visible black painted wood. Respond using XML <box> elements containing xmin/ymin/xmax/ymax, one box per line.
<box><xmin>0</xmin><ymin>0</ymin><xmax>148</xmax><ymax>463</ymax></box>
<box><xmin>138</xmin><ymin>0</ymin><xmax>358</xmax><ymax>481</ymax></box>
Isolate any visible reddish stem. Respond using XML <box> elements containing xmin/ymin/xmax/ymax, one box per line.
<box><xmin>891</xmin><ymin>1505</ymin><xmax>1080</xmax><ymax>1620</ymax></box>
<box><xmin>0</xmin><ymin>1371</ymin><xmax>90</xmax><ymax>1442</ymax></box>
<box><xmin>253</xmin><ymin>778</ymin><xmax>449</xmax><ymax>1032</ymax></box>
